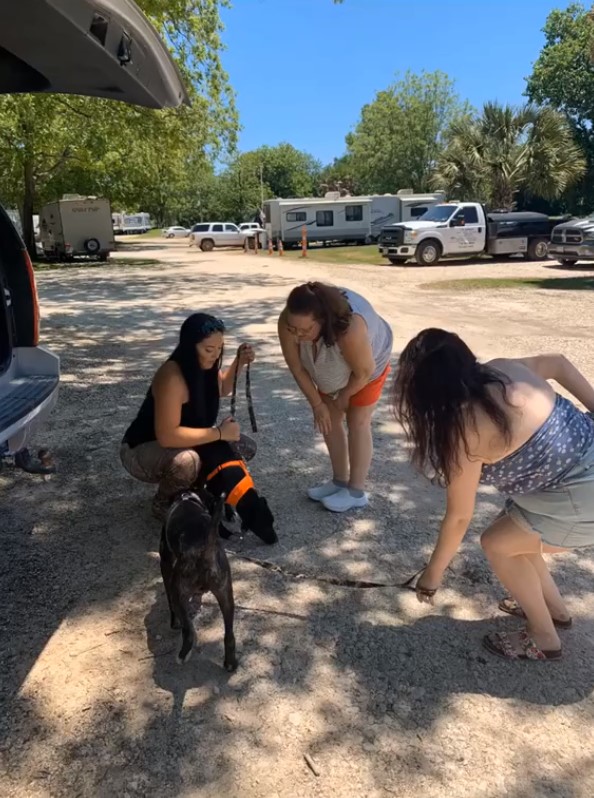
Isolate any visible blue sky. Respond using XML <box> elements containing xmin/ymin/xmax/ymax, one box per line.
<box><xmin>220</xmin><ymin>0</ymin><xmax>563</xmax><ymax>165</ymax></box>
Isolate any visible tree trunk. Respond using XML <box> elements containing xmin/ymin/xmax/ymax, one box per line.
<box><xmin>21</xmin><ymin>158</ymin><xmax>36</xmax><ymax>260</ymax></box>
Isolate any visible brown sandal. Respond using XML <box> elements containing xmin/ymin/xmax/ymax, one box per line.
<box><xmin>483</xmin><ymin>631</ymin><xmax>562</xmax><ymax>661</ymax></box>
<box><xmin>498</xmin><ymin>597</ymin><xmax>572</xmax><ymax>630</ymax></box>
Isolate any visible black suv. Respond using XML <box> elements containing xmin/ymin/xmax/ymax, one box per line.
<box><xmin>0</xmin><ymin>0</ymin><xmax>187</xmax><ymax>467</ymax></box>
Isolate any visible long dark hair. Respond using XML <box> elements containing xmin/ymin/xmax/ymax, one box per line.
<box><xmin>169</xmin><ymin>313</ymin><xmax>225</xmax><ymax>428</ymax></box>
<box><xmin>392</xmin><ymin>328</ymin><xmax>511</xmax><ymax>485</ymax></box>
<box><xmin>286</xmin><ymin>282</ymin><xmax>352</xmax><ymax>346</ymax></box>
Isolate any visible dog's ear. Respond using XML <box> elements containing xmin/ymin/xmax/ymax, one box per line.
<box><xmin>211</xmin><ymin>494</ymin><xmax>226</xmax><ymax>530</ymax></box>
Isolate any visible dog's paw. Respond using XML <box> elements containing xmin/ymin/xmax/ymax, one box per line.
<box><xmin>224</xmin><ymin>657</ymin><xmax>238</xmax><ymax>672</ymax></box>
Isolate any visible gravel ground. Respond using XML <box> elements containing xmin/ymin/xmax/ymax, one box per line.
<box><xmin>1</xmin><ymin>242</ymin><xmax>594</xmax><ymax>797</ymax></box>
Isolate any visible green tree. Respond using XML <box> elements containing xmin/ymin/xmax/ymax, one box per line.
<box><xmin>317</xmin><ymin>155</ymin><xmax>357</xmax><ymax>195</ymax></box>
<box><xmin>213</xmin><ymin>143</ymin><xmax>321</xmax><ymax>222</ymax></box>
<box><xmin>0</xmin><ymin>0</ymin><xmax>237</xmax><ymax>254</ymax></box>
<box><xmin>526</xmin><ymin>3</ymin><xmax>594</xmax><ymax>213</ymax></box>
<box><xmin>345</xmin><ymin>70</ymin><xmax>468</xmax><ymax>194</ymax></box>
<box><xmin>432</xmin><ymin>102</ymin><xmax>586</xmax><ymax>209</ymax></box>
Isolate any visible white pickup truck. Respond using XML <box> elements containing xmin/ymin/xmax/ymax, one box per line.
<box><xmin>378</xmin><ymin>202</ymin><xmax>557</xmax><ymax>266</ymax></box>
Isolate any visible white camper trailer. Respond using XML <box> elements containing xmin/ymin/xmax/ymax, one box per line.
<box><xmin>368</xmin><ymin>190</ymin><xmax>446</xmax><ymax>241</ymax></box>
<box><xmin>264</xmin><ymin>190</ymin><xmax>446</xmax><ymax>247</ymax></box>
<box><xmin>264</xmin><ymin>195</ymin><xmax>372</xmax><ymax>246</ymax></box>
<box><xmin>40</xmin><ymin>195</ymin><xmax>113</xmax><ymax>260</ymax></box>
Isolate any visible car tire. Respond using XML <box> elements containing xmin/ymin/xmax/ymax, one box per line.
<box><xmin>200</xmin><ymin>239</ymin><xmax>215</xmax><ymax>252</ymax></box>
<box><xmin>415</xmin><ymin>239</ymin><xmax>442</xmax><ymax>266</ymax></box>
<box><xmin>166</xmin><ymin>233</ymin><xmax>174</xmax><ymax>239</ymax></box>
<box><xmin>84</xmin><ymin>237</ymin><xmax>101</xmax><ymax>255</ymax></box>
<box><xmin>388</xmin><ymin>257</ymin><xmax>407</xmax><ymax>265</ymax></box>
<box><xmin>526</xmin><ymin>238</ymin><xmax>549</xmax><ymax>260</ymax></box>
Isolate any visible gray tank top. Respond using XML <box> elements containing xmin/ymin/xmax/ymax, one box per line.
<box><xmin>299</xmin><ymin>288</ymin><xmax>393</xmax><ymax>395</ymax></box>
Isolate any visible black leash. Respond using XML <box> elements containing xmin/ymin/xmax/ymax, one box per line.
<box><xmin>231</xmin><ymin>346</ymin><xmax>257</xmax><ymax>433</ymax></box>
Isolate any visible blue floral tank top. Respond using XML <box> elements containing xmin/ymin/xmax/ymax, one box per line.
<box><xmin>481</xmin><ymin>394</ymin><xmax>594</xmax><ymax>495</ymax></box>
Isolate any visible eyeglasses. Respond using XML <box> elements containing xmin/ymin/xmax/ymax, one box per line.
<box><xmin>286</xmin><ymin>321</ymin><xmax>317</xmax><ymax>337</ymax></box>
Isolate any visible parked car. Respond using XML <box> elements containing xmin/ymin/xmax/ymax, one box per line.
<box><xmin>0</xmin><ymin>0</ymin><xmax>188</xmax><ymax>469</ymax></box>
<box><xmin>188</xmin><ymin>222</ymin><xmax>256</xmax><ymax>251</ymax></box>
<box><xmin>162</xmin><ymin>225</ymin><xmax>190</xmax><ymax>239</ymax></box>
<box><xmin>239</xmin><ymin>222</ymin><xmax>261</xmax><ymax>232</ymax></box>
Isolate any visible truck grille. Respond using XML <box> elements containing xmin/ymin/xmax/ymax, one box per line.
<box><xmin>552</xmin><ymin>228</ymin><xmax>583</xmax><ymax>245</ymax></box>
<box><xmin>380</xmin><ymin>227</ymin><xmax>404</xmax><ymax>246</ymax></box>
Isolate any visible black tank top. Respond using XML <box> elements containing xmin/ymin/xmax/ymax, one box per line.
<box><xmin>123</xmin><ymin>356</ymin><xmax>220</xmax><ymax>449</ymax></box>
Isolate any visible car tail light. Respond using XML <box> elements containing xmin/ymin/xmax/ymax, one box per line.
<box><xmin>23</xmin><ymin>247</ymin><xmax>40</xmax><ymax>346</ymax></box>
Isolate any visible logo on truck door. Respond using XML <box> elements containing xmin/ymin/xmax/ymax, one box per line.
<box><xmin>451</xmin><ymin>207</ymin><xmax>481</xmax><ymax>249</ymax></box>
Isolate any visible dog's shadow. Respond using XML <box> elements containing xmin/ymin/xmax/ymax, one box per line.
<box><xmin>144</xmin><ymin>587</ymin><xmax>236</xmax><ymax>722</ymax></box>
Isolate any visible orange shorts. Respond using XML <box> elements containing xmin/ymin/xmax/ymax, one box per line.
<box><xmin>320</xmin><ymin>364</ymin><xmax>391</xmax><ymax>408</ymax></box>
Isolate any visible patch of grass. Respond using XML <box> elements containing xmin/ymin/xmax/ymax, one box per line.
<box><xmin>33</xmin><ymin>257</ymin><xmax>162</xmax><ymax>271</ymax></box>
<box><xmin>117</xmin><ymin>228</ymin><xmax>163</xmax><ymax>239</ymax></box>
<box><xmin>278</xmin><ymin>244</ymin><xmax>384</xmax><ymax>266</ymax></box>
<box><xmin>422</xmin><ymin>276</ymin><xmax>594</xmax><ymax>292</ymax></box>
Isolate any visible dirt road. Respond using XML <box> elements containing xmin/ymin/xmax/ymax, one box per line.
<box><xmin>1</xmin><ymin>242</ymin><xmax>593</xmax><ymax>797</ymax></box>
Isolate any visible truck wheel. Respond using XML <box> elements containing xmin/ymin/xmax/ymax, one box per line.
<box><xmin>200</xmin><ymin>239</ymin><xmax>214</xmax><ymax>252</ymax></box>
<box><xmin>415</xmin><ymin>239</ymin><xmax>441</xmax><ymax>266</ymax></box>
<box><xmin>84</xmin><ymin>237</ymin><xmax>101</xmax><ymax>255</ymax></box>
<box><xmin>559</xmin><ymin>258</ymin><xmax>579</xmax><ymax>267</ymax></box>
<box><xmin>388</xmin><ymin>257</ymin><xmax>407</xmax><ymax>265</ymax></box>
<box><xmin>527</xmin><ymin>238</ymin><xmax>549</xmax><ymax>260</ymax></box>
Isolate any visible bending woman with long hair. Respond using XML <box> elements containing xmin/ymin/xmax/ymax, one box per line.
<box><xmin>393</xmin><ymin>328</ymin><xmax>594</xmax><ymax>661</ymax></box>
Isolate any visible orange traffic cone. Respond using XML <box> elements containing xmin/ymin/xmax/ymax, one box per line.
<box><xmin>278</xmin><ymin>239</ymin><xmax>284</xmax><ymax>256</ymax></box>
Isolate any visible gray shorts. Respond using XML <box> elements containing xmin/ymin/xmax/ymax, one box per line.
<box><xmin>504</xmin><ymin>440</ymin><xmax>594</xmax><ymax>549</ymax></box>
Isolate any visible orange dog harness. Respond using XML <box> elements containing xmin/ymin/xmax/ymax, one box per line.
<box><xmin>205</xmin><ymin>460</ymin><xmax>255</xmax><ymax>507</ymax></box>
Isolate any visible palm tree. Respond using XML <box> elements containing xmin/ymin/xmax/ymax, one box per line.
<box><xmin>432</xmin><ymin>102</ymin><xmax>586</xmax><ymax>209</ymax></box>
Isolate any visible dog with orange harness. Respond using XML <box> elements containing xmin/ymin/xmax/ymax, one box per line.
<box><xmin>195</xmin><ymin>439</ymin><xmax>277</xmax><ymax>545</ymax></box>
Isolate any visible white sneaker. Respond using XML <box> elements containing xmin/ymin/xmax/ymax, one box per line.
<box><xmin>307</xmin><ymin>481</ymin><xmax>343</xmax><ymax>502</ymax></box>
<box><xmin>322</xmin><ymin>488</ymin><xmax>369</xmax><ymax>513</ymax></box>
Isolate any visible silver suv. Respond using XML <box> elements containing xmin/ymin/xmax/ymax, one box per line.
<box><xmin>189</xmin><ymin>223</ymin><xmax>252</xmax><ymax>251</ymax></box>
<box><xmin>0</xmin><ymin>0</ymin><xmax>187</xmax><ymax>470</ymax></box>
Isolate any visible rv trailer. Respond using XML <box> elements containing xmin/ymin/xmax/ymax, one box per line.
<box><xmin>264</xmin><ymin>190</ymin><xmax>446</xmax><ymax>246</ymax></box>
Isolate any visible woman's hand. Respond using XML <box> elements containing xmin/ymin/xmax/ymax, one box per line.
<box><xmin>312</xmin><ymin>402</ymin><xmax>332</xmax><ymax>436</ymax></box>
<box><xmin>237</xmin><ymin>343</ymin><xmax>255</xmax><ymax>367</ymax></box>
<box><xmin>333</xmin><ymin>389</ymin><xmax>351</xmax><ymax>413</ymax></box>
<box><xmin>415</xmin><ymin>565</ymin><xmax>443</xmax><ymax>605</ymax></box>
<box><xmin>219</xmin><ymin>416</ymin><xmax>241</xmax><ymax>442</ymax></box>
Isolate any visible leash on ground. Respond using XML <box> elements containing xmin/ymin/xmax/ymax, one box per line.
<box><xmin>225</xmin><ymin>550</ymin><xmax>429</xmax><ymax>590</ymax></box>
<box><xmin>231</xmin><ymin>345</ymin><xmax>257</xmax><ymax>433</ymax></box>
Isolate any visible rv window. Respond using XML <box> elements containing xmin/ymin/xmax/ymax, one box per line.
<box><xmin>212</xmin><ymin>224</ymin><xmax>224</xmax><ymax>232</ymax></box>
<box><xmin>287</xmin><ymin>212</ymin><xmax>307</xmax><ymax>222</ymax></box>
<box><xmin>410</xmin><ymin>206</ymin><xmax>428</xmax><ymax>218</ymax></box>
<box><xmin>345</xmin><ymin>205</ymin><xmax>363</xmax><ymax>222</ymax></box>
<box><xmin>316</xmin><ymin>210</ymin><xmax>334</xmax><ymax>227</ymax></box>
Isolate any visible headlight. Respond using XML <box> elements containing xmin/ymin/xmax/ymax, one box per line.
<box><xmin>403</xmin><ymin>231</ymin><xmax>417</xmax><ymax>244</ymax></box>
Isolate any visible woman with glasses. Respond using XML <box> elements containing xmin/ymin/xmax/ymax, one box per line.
<box><xmin>121</xmin><ymin>313</ymin><xmax>254</xmax><ymax>520</ymax></box>
<box><xmin>278</xmin><ymin>282</ymin><xmax>393</xmax><ymax>513</ymax></box>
